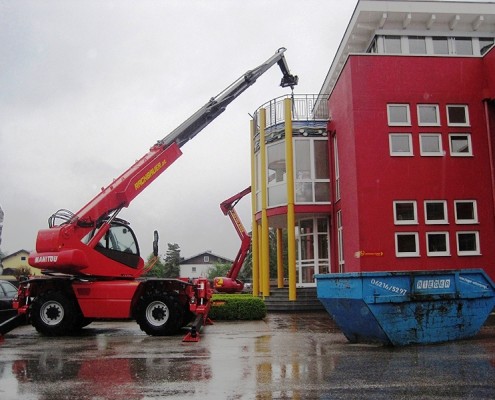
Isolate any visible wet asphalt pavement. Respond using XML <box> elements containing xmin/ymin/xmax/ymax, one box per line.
<box><xmin>0</xmin><ymin>312</ymin><xmax>494</xmax><ymax>400</ymax></box>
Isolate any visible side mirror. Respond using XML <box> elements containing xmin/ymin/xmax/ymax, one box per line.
<box><xmin>153</xmin><ymin>230</ymin><xmax>159</xmax><ymax>257</ymax></box>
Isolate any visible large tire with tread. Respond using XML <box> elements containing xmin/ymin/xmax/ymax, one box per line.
<box><xmin>135</xmin><ymin>293</ymin><xmax>183</xmax><ymax>336</ymax></box>
<box><xmin>31</xmin><ymin>291</ymin><xmax>78</xmax><ymax>336</ymax></box>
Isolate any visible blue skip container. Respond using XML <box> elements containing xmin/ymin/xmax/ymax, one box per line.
<box><xmin>315</xmin><ymin>269</ymin><xmax>495</xmax><ymax>346</ymax></box>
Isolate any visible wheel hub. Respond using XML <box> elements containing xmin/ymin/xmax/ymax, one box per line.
<box><xmin>146</xmin><ymin>301</ymin><xmax>169</xmax><ymax>327</ymax></box>
<box><xmin>40</xmin><ymin>301</ymin><xmax>64</xmax><ymax>326</ymax></box>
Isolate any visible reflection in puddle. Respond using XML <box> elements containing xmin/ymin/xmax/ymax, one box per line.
<box><xmin>0</xmin><ymin>316</ymin><xmax>493</xmax><ymax>399</ymax></box>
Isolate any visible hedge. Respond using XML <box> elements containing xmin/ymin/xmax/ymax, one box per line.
<box><xmin>209</xmin><ymin>294</ymin><xmax>266</xmax><ymax>320</ymax></box>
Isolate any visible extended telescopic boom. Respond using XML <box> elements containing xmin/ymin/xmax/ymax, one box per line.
<box><xmin>30</xmin><ymin>48</ymin><xmax>297</xmax><ymax>277</ymax></box>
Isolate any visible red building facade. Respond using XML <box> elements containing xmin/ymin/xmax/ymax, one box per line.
<box><xmin>324</xmin><ymin>1</ymin><xmax>495</xmax><ymax>281</ymax></box>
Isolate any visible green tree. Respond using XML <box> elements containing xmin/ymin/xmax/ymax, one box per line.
<box><xmin>207</xmin><ymin>263</ymin><xmax>231</xmax><ymax>280</ymax></box>
<box><xmin>242</xmin><ymin>227</ymin><xmax>289</xmax><ymax>281</ymax></box>
<box><xmin>162</xmin><ymin>243</ymin><xmax>181</xmax><ymax>278</ymax></box>
<box><xmin>143</xmin><ymin>253</ymin><xmax>166</xmax><ymax>278</ymax></box>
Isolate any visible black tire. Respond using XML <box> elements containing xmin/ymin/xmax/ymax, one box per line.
<box><xmin>31</xmin><ymin>291</ymin><xmax>78</xmax><ymax>336</ymax></box>
<box><xmin>135</xmin><ymin>293</ymin><xmax>183</xmax><ymax>336</ymax></box>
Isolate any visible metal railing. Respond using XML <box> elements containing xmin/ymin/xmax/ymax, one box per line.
<box><xmin>254</xmin><ymin>94</ymin><xmax>329</xmax><ymax>129</ymax></box>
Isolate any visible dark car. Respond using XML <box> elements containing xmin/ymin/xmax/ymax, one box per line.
<box><xmin>0</xmin><ymin>280</ymin><xmax>18</xmax><ymax>310</ymax></box>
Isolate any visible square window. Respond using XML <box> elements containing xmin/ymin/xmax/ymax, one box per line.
<box><xmin>420</xmin><ymin>134</ymin><xmax>443</xmax><ymax>156</ymax></box>
<box><xmin>426</xmin><ymin>232</ymin><xmax>450</xmax><ymax>256</ymax></box>
<box><xmin>425</xmin><ymin>201</ymin><xmax>448</xmax><ymax>224</ymax></box>
<box><xmin>455</xmin><ymin>200</ymin><xmax>478</xmax><ymax>224</ymax></box>
<box><xmin>387</xmin><ymin>104</ymin><xmax>411</xmax><ymax>126</ymax></box>
<box><xmin>389</xmin><ymin>134</ymin><xmax>413</xmax><ymax>156</ymax></box>
<box><xmin>447</xmin><ymin>105</ymin><xmax>469</xmax><ymax>126</ymax></box>
<box><xmin>418</xmin><ymin>105</ymin><xmax>440</xmax><ymax>126</ymax></box>
<box><xmin>457</xmin><ymin>231</ymin><xmax>480</xmax><ymax>256</ymax></box>
<box><xmin>395</xmin><ymin>232</ymin><xmax>419</xmax><ymax>257</ymax></box>
<box><xmin>449</xmin><ymin>134</ymin><xmax>472</xmax><ymax>156</ymax></box>
<box><xmin>394</xmin><ymin>201</ymin><xmax>417</xmax><ymax>224</ymax></box>
<box><xmin>384</xmin><ymin>36</ymin><xmax>402</xmax><ymax>53</ymax></box>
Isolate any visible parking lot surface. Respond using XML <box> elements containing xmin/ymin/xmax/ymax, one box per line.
<box><xmin>0</xmin><ymin>312</ymin><xmax>494</xmax><ymax>399</ymax></box>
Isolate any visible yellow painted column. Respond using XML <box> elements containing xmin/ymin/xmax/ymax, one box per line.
<box><xmin>259</xmin><ymin>108</ymin><xmax>270</xmax><ymax>297</ymax></box>
<box><xmin>257</xmin><ymin>223</ymin><xmax>263</xmax><ymax>293</ymax></box>
<box><xmin>285</xmin><ymin>98</ymin><xmax>297</xmax><ymax>301</ymax></box>
<box><xmin>276</xmin><ymin>228</ymin><xmax>284</xmax><ymax>288</ymax></box>
<box><xmin>250</xmin><ymin>119</ymin><xmax>260</xmax><ymax>297</ymax></box>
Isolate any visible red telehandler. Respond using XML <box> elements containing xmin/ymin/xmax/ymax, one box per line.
<box><xmin>213</xmin><ymin>187</ymin><xmax>251</xmax><ymax>293</ymax></box>
<box><xmin>0</xmin><ymin>48</ymin><xmax>297</xmax><ymax>341</ymax></box>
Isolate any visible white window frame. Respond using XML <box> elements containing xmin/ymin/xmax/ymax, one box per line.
<box><xmin>294</xmin><ymin>138</ymin><xmax>330</xmax><ymax>204</ymax></box>
<box><xmin>456</xmin><ymin>231</ymin><xmax>480</xmax><ymax>256</ymax></box>
<box><xmin>426</xmin><ymin>232</ymin><xmax>450</xmax><ymax>257</ymax></box>
<box><xmin>337</xmin><ymin>210</ymin><xmax>345</xmax><ymax>273</ymax></box>
<box><xmin>424</xmin><ymin>200</ymin><xmax>448</xmax><ymax>224</ymax></box>
<box><xmin>394</xmin><ymin>201</ymin><xmax>418</xmax><ymax>225</ymax></box>
<box><xmin>454</xmin><ymin>200</ymin><xmax>478</xmax><ymax>224</ymax></box>
<box><xmin>446</xmin><ymin>105</ymin><xmax>470</xmax><ymax>127</ymax></box>
<box><xmin>387</xmin><ymin>104</ymin><xmax>411</xmax><ymax>126</ymax></box>
<box><xmin>419</xmin><ymin>133</ymin><xmax>443</xmax><ymax>156</ymax></box>
<box><xmin>334</xmin><ymin>136</ymin><xmax>341</xmax><ymax>201</ymax></box>
<box><xmin>395</xmin><ymin>232</ymin><xmax>420</xmax><ymax>257</ymax></box>
<box><xmin>389</xmin><ymin>133</ymin><xmax>413</xmax><ymax>156</ymax></box>
<box><xmin>417</xmin><ymin>104</ymin><xmax>440</xmax><ymax>126</ymax></box>
<box><xmin>449</xmin><ymin>133</ymin><xmax>472</xmax><ymax>157</ymax></box>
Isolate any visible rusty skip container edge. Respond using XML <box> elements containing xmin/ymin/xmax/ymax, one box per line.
<box><xmin>315</xmin><ymin>269</ymin><xmax>495</xmax><ymax>346</ymax></box>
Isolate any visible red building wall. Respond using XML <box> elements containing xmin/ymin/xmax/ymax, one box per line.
<box><xmin>329</xmin><ymin>52</ymin><xmax>495</xmax><ymax>281</ymax></box>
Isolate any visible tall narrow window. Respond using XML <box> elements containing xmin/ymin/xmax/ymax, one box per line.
<box><xmin>314</xmin><ymin>140</ymin><xmax>330</xmax><ymax>202</ymax></box>
<box><xmin>294</xmin><ymin>138</ymin><xmax>330</xmax><ymax>204</ymax></box>
<box><xmin>267</xmin><ymin>141</ymin><xmax>287</xmax><ymax>207</ymax></box>
<box><xmin>297</xmin><ymin>218</ymin><xmax>330</xmax><ymax>285</ymax></box>
<box><xmin>334</xmin><ymin>136</ymin><xmax>340</xmax><ymax>201</ymax></box>
<box><xmin>337</xmin><ymin>210</ymin><xmax>344</xmax><ymax>272</ymax></box>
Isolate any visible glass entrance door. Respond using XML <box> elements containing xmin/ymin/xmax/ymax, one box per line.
<box><xmin>296</xmin><ymin>217</ymin><xmax>330</xmax><ymax>287</ymax></box>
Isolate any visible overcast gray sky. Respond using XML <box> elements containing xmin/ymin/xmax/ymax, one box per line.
<box><xmin>0</xmin><ymin>0</ymin><xmax>490</xmax><ymax>260</ymax></box>
<box><xmin>0</xmin><ymin>0</ymin><xmax>359</xmax><ymax>259</ymax></box>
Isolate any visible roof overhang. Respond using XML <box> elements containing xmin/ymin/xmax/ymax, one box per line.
<box><xmin>318</xmin><ymin>0</ymin><xmax>495</xmax><ymax>100</ymax></box>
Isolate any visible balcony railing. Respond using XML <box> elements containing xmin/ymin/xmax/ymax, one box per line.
<box><xmin>255</xmin><ymin>94</ymin><xmax>329</xmax><ymax>129</ymax></box>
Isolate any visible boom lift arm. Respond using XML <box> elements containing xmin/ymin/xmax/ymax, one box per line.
<box><xmin>214</xmin><ymin>187</ymin><xmax>251</xmax><ymax>293</ymax></box>
<box><xmin>29</xmin><ymin>48</ymin><xmax>298</xmax><ymax>278</ymax></box>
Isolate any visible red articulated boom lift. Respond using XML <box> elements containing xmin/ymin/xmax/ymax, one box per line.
<box><xmin>0</xmin><ymin>48</ymin><xmax>297</xmax><ymax>341</ymax></box>
<box><xmin>213</xmin><ymin>186</ymin><xmax>251</xmax><ymax>293</ymax></box>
